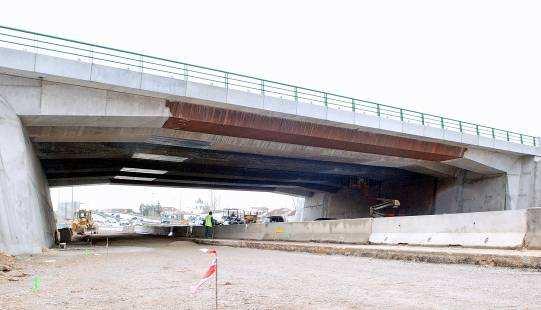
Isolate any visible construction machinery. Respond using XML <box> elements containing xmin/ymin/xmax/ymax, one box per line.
<box><xmin>369</xmin><ymin>199</ymin><xmax>401</xmax><ymax>217</ymax></box>
<box><xmin>350</xmin><ymin>179</ymin><xmax>402</xmax><ymax>218</ymax></box>
<box><xmin>221</xmin><ymin>208</ymin><xmax>244</xmax><ymax>225</ymax></box>
<box><xmin>243</xmin><ymin>210</ymin><xmax>259</xmax><ymax>224</ymax></box>
<box><xmin>71</xmin><ymin>209</ymin><xmax>95</xmax><ymax>235</ymax></box>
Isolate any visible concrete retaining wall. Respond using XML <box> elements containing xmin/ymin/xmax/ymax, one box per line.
<box><xmin>0</xmin><ymin>95</ymin><xmax>56</xmax><ymax>254</ymax></box>
<box><xmin>182</xmin><ymin>209</ymin><xmax>541</xmax><ymax>250</ymax></box>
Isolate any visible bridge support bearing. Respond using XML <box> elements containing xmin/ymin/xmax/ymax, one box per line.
<box><xmin>0</xmin><ymin>95</ymin><xmax>56</xmax><ymax>254</ymax></box>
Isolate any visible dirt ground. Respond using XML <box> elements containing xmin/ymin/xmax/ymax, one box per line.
<box><xmin>0</xmin><ymin>235</ymin><xmax>540</xmax><ymax>310</ymax></box>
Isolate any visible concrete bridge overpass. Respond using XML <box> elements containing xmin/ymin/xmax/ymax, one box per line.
<box><xmin>1</xmin><ymin>26</ymin><xmax>540</xmax><ymax>254</ymax></box>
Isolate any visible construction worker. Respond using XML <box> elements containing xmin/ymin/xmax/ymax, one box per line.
<box><xmin>204</xmin><ymin>211</ymin><xmax>214</xmax><ymax>238</ymax></box>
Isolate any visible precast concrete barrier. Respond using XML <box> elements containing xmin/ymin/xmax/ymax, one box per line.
<box><xmin>162</xmin><ymin>208</ymin><xmax>541</xmax><ymax>250</ymax></box>
<box><xmin>369</xmin><ymin>210</ymin><xmax>529</xmax><ymax>249</ymax></box>
<box><xmin>213</xmin><ymin>218</ymin><xmax>373</xmax><ymax>244</ymax></box>
<box><xmin>525</xmin><ymin>208</ymin><xmax>541</xmax><ymax>249</ymax></box>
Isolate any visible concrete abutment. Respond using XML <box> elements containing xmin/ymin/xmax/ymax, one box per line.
<box><xmin>0</xmin><ymin>95</ymin><xmax>56</xmax><ymax>255</ymax></box>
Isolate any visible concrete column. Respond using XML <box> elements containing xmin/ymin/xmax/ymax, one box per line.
<box><xmin>301</xmin><ymin>189</ymin><xmax>369</xmax><ymax>221</ymax></box>
<box><xmin>0</xmin><ymin>94</ymin><xmax>56</xmax><ymax>254</ymax></box>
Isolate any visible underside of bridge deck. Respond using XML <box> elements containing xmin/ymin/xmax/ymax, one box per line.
<box><xmin>37</xmin><ymin>141</ymin><xmax>427</xmax><ymax>196</ymax></box>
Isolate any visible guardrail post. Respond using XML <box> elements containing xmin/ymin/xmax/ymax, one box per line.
<box><xmin>183</xmin><ymin>64</ymin><xmax>188</xmax><ymax>81</ymax></box>
<box><xmin>421</xmin><ymin>113</ymin><xmax>425</xmax><ymax>125</ymax></box>
<box><xmin>294</xmin><ymin>87</ymin><xmax>298</xmax><ymax>102</ymax></box>
<box><xmin>323</xmin><ymin>93</ymin><xmax>328</xmax><ymax>107</ymax></box>
<box><xmin>520</xmin><ymin>134</ymin><xmax>523</xmax><ymax>144</ymax></box>
<box><xmin>376</xmin><ymin>104</ymin><xmax>381</xmax><ymax>117</ymax></box>
<box><xmin>33</xmin><ymin>33</ymin><xmax>38</xmax><ymax>53</ymax></box>
<box><xmin>351</xmin><ymin>98</ymin><xmax>355</xmax><ymax>112</ymax></box>
<box><xmin>491</xmin><ymin>128</ymin><xmax>495</xmax><ymax>139</ymax></box>
<box><xmin>399</xmin><ymin>109</ymin><xmax>404</xmax><ymax>122</ymax></box>
<box><xmin>440</xmin><ymin>117</ymin><xmax>445</xmax><ymax>129</ymax></box>
<box><xmin>458</xmin><ymin>121</ymin><xmax>463</xmax><ymax>133</ymax></box>
<box><xmin>533</xmin><ymin>137</ymin><xmax>537</xmax><ymax>147</ymax></box>
<box><xmin>506</xmin><ymin>131</ymin><xmax>510</xmax><ymax>141</ymax></box>
<box><xmin>475</xmin><ymin>124</ymin><xmax>480</xmax><ymax>136</ymax></box>
<box><xmin>261</xmin><ymin>80</ymin><xmax>265</xmax><ymax>95</ymax></box>
<box><xmin>224</xmin><ymin>73</ymin><xmax>229</xmax><ymax>89</ymax></box>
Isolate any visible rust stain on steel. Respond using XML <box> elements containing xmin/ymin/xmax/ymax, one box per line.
<box><xmin>164</xmin><ymin>101</ymin><xmax>465</xmax><ymax>161</ymax></box>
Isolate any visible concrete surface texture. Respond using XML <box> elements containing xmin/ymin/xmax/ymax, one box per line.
<box><xmin>178</xmin><ymin>209</ymin><xmax>541</xmax><ymax>250</ymax></box>
<box><xmin>0</xmin><ymin>94</ymin><xmax>55</xmax><ymax>255</ymax></box>
<box><xmin>1</xmin><ymin>236</ymin><xmax>540</xmax><ymax>309</ymax></box>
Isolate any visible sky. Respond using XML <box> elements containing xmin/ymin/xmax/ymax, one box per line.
<box><xmin>2</xmin><ymin>0</ymin><xmax>540</xmax><ymax>211</ymax></box>
<box><xmin>51</xmin><ymin>186</ymin><xmax>299</xmax><ymax>213</ymax></box>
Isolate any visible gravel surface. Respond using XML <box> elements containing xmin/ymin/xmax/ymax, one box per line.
<box><xmin>0</xmin><ymin>235</ymin><xmax>540</xmax><ymax>309</ymax></box>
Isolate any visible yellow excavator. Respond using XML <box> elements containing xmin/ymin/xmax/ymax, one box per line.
<box><xmin>71</xmin><ymin>209</ymin><xmax>95</xmax><ymax>235</ymax></box>
<box><xmin>56</xmin><ymin>209</ymin><xmax>95</xmax><ymax>244</ymax></box>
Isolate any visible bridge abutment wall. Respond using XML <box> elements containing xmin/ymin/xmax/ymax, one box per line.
<box><xmin>0</xmin><ymin>94</ymin><xmax>56</xmax><ymax>255</ymax></box>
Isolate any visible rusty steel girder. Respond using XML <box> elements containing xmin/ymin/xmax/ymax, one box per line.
<box><xmin>164</xmin><ymin>101</ymin><xmax>465</xmax><ymax>162</ymax></box>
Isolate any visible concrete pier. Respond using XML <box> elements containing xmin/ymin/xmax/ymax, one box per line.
<box><xmin>0</xmin><ymin>93</ymin><xmax>56</xmax><ymax>254</ymax></box>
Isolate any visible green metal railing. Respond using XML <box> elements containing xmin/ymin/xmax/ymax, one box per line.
<box><xmin>0</xmin><ymin>25</ymin><xmax>537</xmax><ymax>147</ymax></box>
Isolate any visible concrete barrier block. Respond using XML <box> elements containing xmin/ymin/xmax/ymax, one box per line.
<box><xmin>0</xmin><ymin>47</ymin><xmax>35</xmax><ymax>72</ymax></box>
<box><xmin>525</xmin><ymin>208</ymin><xmax>541</xmax><ymax>249</ymax></box>
<box><xmin>213</xmin><ymin>218</ymin><xmax>372</xmax><ymax>244</ymax></box>
<box><xmin>186</xmin><ymin>81</ymin><xmax>227</xmax><ymax>103</ymax></box>
<box><xmin>141</xmin><ymin>73</ymin><xmax>186</xmax><ymax>96</ymax></box>
<box><xmin>227</xmin><ymin>88</ymin><xmax>263</xmax><ymax>109</ymax></box>
<box><xmin>91</xmin><ymin>64</ymin><xmax>141</xmax><ymax>89</ymax></box>
<box><xmin>35</xmin><ymin>54</ymin><xmax>92</xmax><ymax>81</ymax></box>
<box><xmin>370</xmin><ymin>210</ymin><xmax>528</xmax><ymax>249</ymax></box>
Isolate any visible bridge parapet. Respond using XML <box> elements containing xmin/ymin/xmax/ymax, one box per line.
<box><xmin>0</xmin><ymin>25</ymin><xmax>538</xmax><ymax>155</ymax></box>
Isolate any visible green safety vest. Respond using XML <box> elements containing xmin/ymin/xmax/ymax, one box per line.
<box><xmin>204</xmin><ymin>215</ymin><xmax>213</xmax><ymax>227</ymax></box>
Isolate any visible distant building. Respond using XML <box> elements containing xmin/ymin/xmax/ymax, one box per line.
<box><xmin>103</xmin><ymin>208</ymin><xmax>134</xmax><ymax>214</ymax></box>
<box><xmin>194</xmin><ymin>198</ymin><xmax>210</xmax><ymax>214</ymax></box>
<box><xmin>139</xmin><ymin>202</ymin><xmax>162</xmax><ymax>218</ymax></box>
